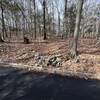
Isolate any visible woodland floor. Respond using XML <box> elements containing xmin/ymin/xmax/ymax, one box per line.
<box><xmin>0</xmin><ymin>38</ymin><xmax>100</xmax><ymax>79</ymax></box>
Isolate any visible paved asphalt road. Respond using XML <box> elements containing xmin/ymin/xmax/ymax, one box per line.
<box><xmin>0</xmin><ymin>65</ymin><xmax>100</xmax><ymax>100</ymax></box>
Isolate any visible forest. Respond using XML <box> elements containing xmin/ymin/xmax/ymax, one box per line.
<box><xmin>0</xmin><ymin>0</ymin><xmax>100</xmax><ymax>100</ymax></box>
<box><xmin>0</xmin><ymin>0</ymin><xmax>100</xmax><ymax>78</ymax></box>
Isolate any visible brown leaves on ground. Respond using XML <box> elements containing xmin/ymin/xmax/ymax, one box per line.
<box><xmin>0</xmin><ymin>38</ymin><xmax>100</xmax><ymax>78</ymax></box>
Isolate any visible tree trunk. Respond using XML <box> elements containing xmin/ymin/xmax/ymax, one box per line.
<box><xmin>96</xmin><ymin>21</ymin><xmax>100</xmax><ymax>45</ymax></box>
<box><xmin>0</xmin><ymin>33</ymin><xmax>4</xmax><ymax>42</ymax></box>
<box><xmin>33</xmin><ymin>0</ymin><xmax>37</xmax><ymax>39</ymax></box>
<box><xmin>69</xmin><ymin>0</ymin><xmax>84</xmax><ymax>58</ymax></box>
<box><xmin>1</xmin><ymin>0</ymin><xmax>5</xmax><ymax>40</ymax></box>
<box><xmin>52</xmin><ymin>4</ymin><xmax>55</xmax><ymax>35</ymax></box>
<box><xmin>58</xmin><ymin>12</ymin><xmax>61</xmax><ymax>36</ymax></box>
<box><xmin>64</xmin><ymin>0</ymin><xmax>68</xmax><ymax>38</ymax></box>
<box><xmin>96</xmin><ymin>21</ymin><xmax>100</xmax><ymax>40</ymax></box>
<box><xmin>15</xmin><ymin>19</ymin><xmax>18</xmax><ymax>37</ymax></box>
<box><xmin>43</xmin><ymin>0</ymin><xmax>47</xmax><ymax>40</ymax></box>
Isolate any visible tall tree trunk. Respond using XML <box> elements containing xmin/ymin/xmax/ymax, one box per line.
<box><xmin>96</xmin><ymin>20</ymin><xmax>100</xmax><ymax>40</ymax></box>
<box><xmin>15</xmin><ymin>18</ymin><xmax>18</xmax><ymax>37</ymax></box>
<box><xmin>64</xmin><ymin>0</ymin><xmax>68</xmax><ymax>38</ymax></box>
<box><xmin>1</xmin><ymin>0</ymin><xmax>5</xmax><ymax>41</ymax></box>
<box><xmin>96</xmin><ymin>21</ymin><xmax>100</xmax><ymax>45</ymax></box>
<box><xmin>52</xmin><ymin>5</ymin><xmax>55</xmax><ymax>35</ymax></box>
<box><xmin>69</xmin><ymin>0</ymin><xmax>84</xmax><ymax>58</ymax></box>
<box><xmin>9</xmin><ymin>19</ymin><xmax>12</xmax><ymax>39</ymax></box>
<box><xmin>0</xmin><ymin>33</ymin><xmax>4</xmax><ymax>42</ymax></box>
<box><xmin>0</xmin><ymin>0</ymin><xmax>4</xmax><ymax>42</ymax></box>
<box><xmin>43</xmin><ymin>0</ymin><xmax>47</xmax><ymax>40</ymax></box>
<box><xmin>58</xmin><ymin>13</ymin><xmax>61</xmax><ymax>36</ymax></box>
<box><xmin>33</xmin><ymin>0</ymin><xmax>37</xmax><ymax>39</ymax></box>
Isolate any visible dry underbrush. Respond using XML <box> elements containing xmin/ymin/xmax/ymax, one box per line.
<box><xmin>0</xmin><ymin>38</ymin><xmax>100</xmax><ymax>79</ymax></box>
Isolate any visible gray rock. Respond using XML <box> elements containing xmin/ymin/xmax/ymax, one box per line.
<box><xmin>34</xmin><ymin>52</ymin><xmax>45</xmax><ymax>67</ymax></box>
<box><xmin>47</xmin><ymin>56</ymin><xmax>62</xmax><ymax>67</ymax></box>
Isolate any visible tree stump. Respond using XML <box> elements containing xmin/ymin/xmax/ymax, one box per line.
<box><xmin>0</xmin><ymin>38</ymin><xmax>4</xmax><ymax>43</ymax></box>
<box><xmin>24</xmin><ymin>36</ymin><xmax>30</xmax><ymax>44</ymax></box>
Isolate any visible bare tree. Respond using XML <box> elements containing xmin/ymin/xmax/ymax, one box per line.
<box><xmin>1</xmin><ymin>0</ymin><xmax>5</xmax><ymax>40</ymax></box>
<box><xmin>33</xmin><ymin>0</ymin><xmax>37</xmax><ymax>39</ymax></box>
<box><xmin>43</xmin><ymin>0</ymin><xmax>47</xmax><ymax>40</ymax></box>
<box><xmin>64</xmin><ymin>0</ymin><xmax>68</xmax><ymax>37</ymax></box>
<box><xmin>69</xmin><ymin>0</ymin><xmax>84</xmax><ymax>58</ymax></box>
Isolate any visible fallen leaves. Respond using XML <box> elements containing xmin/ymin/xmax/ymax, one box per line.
<box><xmin>0</xmin><ymin>38</ymin><xmax>100</xmax><ymax>79</ymax></box>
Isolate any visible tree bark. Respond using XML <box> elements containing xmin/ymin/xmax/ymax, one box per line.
<box><xmin>1</xmin><ymin>0</ymin><xmax>5</xmax><ymax>40</ymax></box>
<box><xmin>58</xmin><ymin>12</ymin><xmax>61</xmax><ymax>36</ymax></box>
<box><xmin>0</xmin><ymin>33</ymin><xmax>4</xmax><ymax>42</ymax></box>
<box><xmin>64</xmin><ymin>0</ymin><xmax>68</xmax><ymax>38</ymax></box>
<box><xmin>96</xmin><ymin>21</ymin><xmax>100</xmax><ymax>40</ymax></box>
<box><xmin>33</xmin><ymin>0</ymin><xmax>37</xmax><ymax>39</ymax></box>
<box><xmin>43</xmin><ymin>0</ymin><xmax>47</xmax><ymax>40</ymax></box>
<box><xmin>69</xmin><ymin>0</ymin><xmax>84</xmax><ymax>58</ymax></box>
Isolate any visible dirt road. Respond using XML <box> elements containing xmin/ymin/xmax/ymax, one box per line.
<box><xmin>0</xmin><ymin>64</ymin><xmax>100</xmax><ymax>100</ymax></box>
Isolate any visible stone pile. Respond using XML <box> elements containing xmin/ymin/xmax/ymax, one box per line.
<box><xmin>34</xmin><ymin>52</ymin><xmax>62</xmax><ymax>67</ymax></box>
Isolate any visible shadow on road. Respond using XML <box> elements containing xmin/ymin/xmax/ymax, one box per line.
<box><xmin>0</xmin><ymin>66</ymin><xmax>100</xmax><ymax>100</ymax></box>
